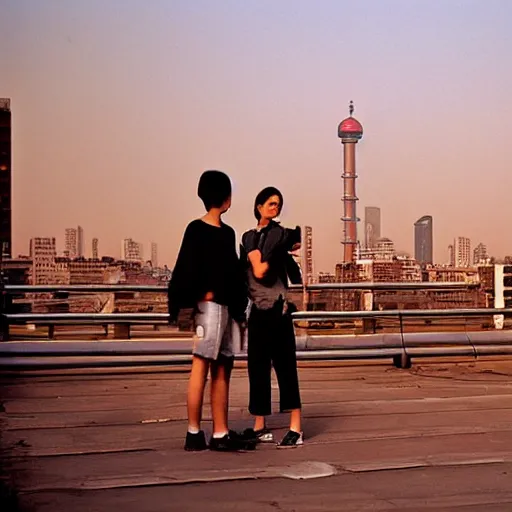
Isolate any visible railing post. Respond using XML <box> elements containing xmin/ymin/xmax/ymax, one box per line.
<box><xmin>393</xmin><ymin>312</ymin><xmax>411</xmax><ymax>369</ymax></box>
<box><xmin>0</xmin><ymin>273</ymin><xmax>8</xmax><ymax>342</ymax></box>
<box><xmin>361</xmin><ymin>318</ymin><xmax>376</xmax><ymax>334</ymax></box>
<box><xmin>113</xmin><ymin>323</ymin><xmax>131</xmax><ymax>340</ymax></box>
<box><xmin>302</xmin><ymin>284</ymin><xmax>309</xmax><ymax>313</ymax></box>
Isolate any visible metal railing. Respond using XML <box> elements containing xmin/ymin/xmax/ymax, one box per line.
<box><xmin>2</xmin><ymin>327</ymin><xmax>512</xmax><ymax>370</ymax></box>
<box><xmin>0</xmin><ymin>282</ymin><xmax>506</xmax><ymax>370</ymax></box>
<box><xmin>0</xmin><ymin>281</ymin><xmax>484</xmax><ymax>337</ymax></box>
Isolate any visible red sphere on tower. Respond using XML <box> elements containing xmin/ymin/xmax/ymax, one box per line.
<box><xmin>338</xmin><ymin>101</ymin><xmax>363</xmax><ymax>140</ymax></box>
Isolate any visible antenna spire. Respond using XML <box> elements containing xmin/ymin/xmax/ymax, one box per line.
<box><xmin>349</xmin><ymin>100</ymin><xmax>354</xmax><ymax>116</ymax></box>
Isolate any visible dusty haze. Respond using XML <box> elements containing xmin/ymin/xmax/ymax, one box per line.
<box><xmin>2</xmin><ymin>0</ymin><xmax>512</xmax><ymax>271</ymax></box>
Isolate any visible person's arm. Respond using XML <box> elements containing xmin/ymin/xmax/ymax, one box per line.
<box><xmin>248</xmin><ymin>250</ymin><xmax>269</xmax><ymax>279</ymax></box>
<box><xmin>242</xmin><ymin>230</ymin><xmax>269</xmax><ymax>279</ymax></box>
<box><xmin>168</xmin><ymin>223</ymin><xmax>198</xmax><ymax>323</ymax></box>
<box><xmin>226</xmin><ymin>229</ymin><xmax>248</xmax><ymax>324</ymax></box>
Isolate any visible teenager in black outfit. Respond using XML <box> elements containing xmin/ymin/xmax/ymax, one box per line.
<box><xmin>241</xmin><ymin>187</ymin><xmax>303</xmax><ymax>448</ymax></box>
<box><xmin>168</xmin><ymin>170</ymin><xmax>251</xmax><ymax>452</ymax></box>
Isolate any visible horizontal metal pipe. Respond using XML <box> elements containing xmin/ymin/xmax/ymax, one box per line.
<box><xmin>5</xmin><ymin>284</ymin><xmax>166</xmax><ymax>293</ymax></box>
<box><xmin>296</xmin><ymin>349</ymin><xmax>402</xmax><ymax>359</ymax></box>
<box><xmin>0</xmin><ymin>340</ymin><xmax>195</xmax><ymax>356</ymax></box>
<box><xmin>3</xmin><ymin>345</ymin><xmax>512</xmax><ymax>370</ymax></box>
<box><xmin>0</xmin><ymin>337</ymin><xmax>400</xmax><ymax>357</ymax></box>
<box><xmin>4</xmin><ymin>330</ymin><xmax>512</xmax><ymax>357</ymax></box>
<box><xmin>290</xmin><ymin>282</ymin><xmax>477</xmax><ymax>290</ymax></box>
<box><xmin>4</xmin><ymin>313</ymin><xmax>169</xmax><ymax>324</ymax></box>
<box><xmin>0</xmin><ymin>349</ymin><xmax>403</xmax><ymax>370</ymax></box>
<box><xmin>468</xmin><ymin>331</ymin><xmax>512</xmax><ymax>345</ymax></box>
<box><xmin>405</xmin><ymin>346</ymin><xmax>476</xmax><ymax>357</ymax></box>
<box><xmin>4</xmin><ymin>307</ymin><xmax>512</xmax><ymax>325</ymax></box>
<box><xmin>4</xmin><ymin>281</ymin><xmax>475</xmax><ymax>294</ymax></box>
<box><xmin>293</xmin><ymin>308</ymin><xmax>512</xmax><ymax>320</ymax></box>
<box><xmin>0</xmin><ymin>355</ymin><xmax>193</xmax><ymax>370</ymax></box>
<box><xmin>474</xmin><ymin>345</ymin><xmax>512</xmax><ymax>356</ymax></box>
<box><xmin>301</xmin><ymin>334</ymin><xmax>403</xmax><ymax>350</ymax></box>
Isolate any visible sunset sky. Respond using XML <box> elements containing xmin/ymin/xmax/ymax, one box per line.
<box><xmin>2</xmin><ymin>0</ymin><xmax>512</xmax><ymax>271</ymax></box>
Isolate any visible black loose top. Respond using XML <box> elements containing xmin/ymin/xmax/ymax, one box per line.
<box><xmin>168</xmin><ymin>219</ymin><xmax>247</xmax><ymax>323</ymax></box>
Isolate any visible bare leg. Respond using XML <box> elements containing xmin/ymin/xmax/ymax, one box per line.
<box><xmin>289</xmin><ymin>408</ymin><xmax>301</xmax><ymax>433</ymax></box>
<box><xmin>253</xmin><ymin>415</ymin><xmax>266</xmax><ymax>431</ymax></box>
<box><xmin>187</xmin><ymin>355</ymin><xmax>210</xmax><ymax>430</ymax></box>
<box><xmin>210</xmin><ymin>358</ymin><xmax>233</xmax><ymax>435</ymax></box>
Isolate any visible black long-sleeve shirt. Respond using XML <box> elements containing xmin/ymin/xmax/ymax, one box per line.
<box><xmin>240</xmin><ymin>221</ymin><xmax>302</xmax><ymax>309</ymax></box>
<box><xmin>168</xmin><ymin>219</ymin><xmax>247</xmax><ymax>323</ymax></box>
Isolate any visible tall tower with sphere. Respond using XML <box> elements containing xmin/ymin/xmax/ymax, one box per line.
<box><xmin>338</xmin><ymin>101</ymin><xmax>363</xmax><ymax>263</ymax></box>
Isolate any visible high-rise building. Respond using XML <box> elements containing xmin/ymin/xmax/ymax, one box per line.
<box><xmin>29</xmin><ymin>237</ymin><xmax>57</xmax><ymax>284</ymax></box>
<box><xmin>448</xmin><ymin>244</ymin><xmax>455</xmax><ymax>266</ymax></box>
<box><xmin>0</xmin><ymin>98</ymin><xmax>12</xmax><ymax>258</ymax></box>
<box><xmin>122</xmin><ymin>238</ymin><xmax>143</xmax><ymax>262</ymax></box>
<box><xmin>65</xmin><ymin>226</ymin><xmax>84</xmax><ymax>258</ymax></box>
<box><xmin>151</xmin><ymin>242</ymin><xmax>158</xmax><ymax>267</ymax></box>
<box><xmin>455</xmin><ymin>237</ymin><xmax>471</xmax><ymax>268</ymax></box>
<box><xmin>473</xmin><ymin>242</ymin><xmax>488</xmax><ymax>265</ymax></box>
<box><xmin>303</xmin><ymin>226</ymin><xmax>314</xmax><ymax>284</ymax></box>
<box><xmin>414</xmin><ymin>215</ymin><xmax>433</xmax><ymax>266</ymax></box>
<box><xmin>77</xmin><ymin>225</ymin><xmax>84</xmax><ymax>258</ymax></box>
<box><xmin>92</xmin><ymin>238</ymin><xmax>99</xmax><ymax>260</ymax></box>
<box><xmin>65</xmin><ymin>228</ymin><xmax>77</xmax><ymax>259</ymax></box>
<box><xmin>364</xmin><ymin>207</ymin><xmax>381</xmax><ymax>249</ymax></box>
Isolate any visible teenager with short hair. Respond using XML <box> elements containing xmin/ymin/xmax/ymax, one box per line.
<box><xmin>168</xmin><ymin>170</ymin><xmax>250</xmax><ymax>451</ymax></box>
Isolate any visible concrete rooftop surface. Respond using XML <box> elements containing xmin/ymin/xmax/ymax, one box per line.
<box><xmin>2</xmin><ymin>358</ymin><xmax>512</xmax><ymax>511</ymax></box>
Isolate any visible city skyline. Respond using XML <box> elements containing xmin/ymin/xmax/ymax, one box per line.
<box><xmin>22</xmin><ymin>230</ymin><xmax>501</xmax><ymax>266</ymax></box>
<box><xmin>17</xmin><ymin>207</ymin><xmax>496</xmax><ymax>270</ymax></box>
<box><xmin>23</xmin><ymin>231</ymin><xmax>160</xmax><ymax>264</ymax></box>
<box><xmin>3</xmin><ymin>1</ymin><xmax>512</xmax><ymax>271</ymax></box>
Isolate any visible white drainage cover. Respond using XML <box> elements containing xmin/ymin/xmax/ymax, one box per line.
<box><xmin>279</xmin><ymin>461</ymin><xmax>337</xmax><ymax>480</ymax></box>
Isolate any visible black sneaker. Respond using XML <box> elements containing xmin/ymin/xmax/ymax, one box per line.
<box><xmin>184</xmin><ymin>430</ymin><xmax>207</xmax><ymax>451</ymax></box>
<box><xmin>242</xmin><ymin>427</ymin><xmax>274</xmax><ymax>443</ymax></box>
<box><xmin>209</xmin><ymin>432</ymin><xmax>256</xmax><ymax>452</ymax></box>
<box><xmin>277</xmin><ymin>430</ymin><xmax>303</xmax><ymax>448</ymax></box>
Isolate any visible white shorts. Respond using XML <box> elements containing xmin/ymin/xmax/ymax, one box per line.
<box><xmin>193</xmin><ymin>301</ymin><xmax>244</xmax><ymax>360</ymax></box>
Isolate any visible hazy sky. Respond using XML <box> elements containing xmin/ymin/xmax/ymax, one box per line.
<box><xmin>2</xmin><ymin>0</ymin><xmax>512</xmax><ymax>271</ymax></box>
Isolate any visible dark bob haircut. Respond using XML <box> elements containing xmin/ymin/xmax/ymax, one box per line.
<box><xmin>197</xmin><ymin>170</ymin><xmax>232</xmax><ymax>211</ymax></box>
<box><xmin>253</xmin><ymin>186</ymin><xmax>283</xmax><ymax>220</ymax></box>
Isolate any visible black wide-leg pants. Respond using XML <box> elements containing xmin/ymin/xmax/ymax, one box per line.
<box><xmin>247</xmin><ymin>301</ymin><xmax>302</xmax><ymax>416</ymax></box>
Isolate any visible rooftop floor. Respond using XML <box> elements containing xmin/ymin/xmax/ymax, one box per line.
<box><xmin>2</xmin><ymin>357</ymin><xmax>512</xmax><ymax>511</ymax></box>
